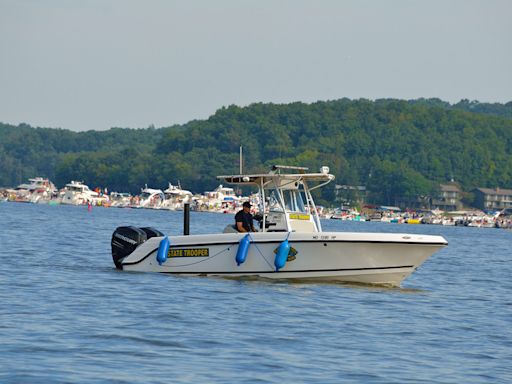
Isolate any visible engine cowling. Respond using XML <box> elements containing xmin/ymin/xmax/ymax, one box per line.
<box><xmin>140</xmin><ymin>227</ymin><xmax>165</xmax><ymax>239</ymax></box>
<box><xmin>111</xmin><ymin>226</ymin><xmax>147</xmax><ymax>269</ymax></box>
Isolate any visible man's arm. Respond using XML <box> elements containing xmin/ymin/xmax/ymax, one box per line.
<box><xmin>236</xmin><ymin>221</ymin><xmax>247</xmax><ymax>232</ymax></box>
<box><xmin>249</xmin><ymin>216</ymin><xmax>257</xmax><ymax>232</ymax></box>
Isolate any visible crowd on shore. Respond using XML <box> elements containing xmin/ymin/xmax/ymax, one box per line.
<box><xmin>1</xmin><ymin>177</ymin><xmax>511</xmax><ymax>230</ymax></box>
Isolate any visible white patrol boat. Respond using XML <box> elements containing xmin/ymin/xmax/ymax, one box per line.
<box><xmin>111</xmin><ymin>165</ymin><xmax>447</xmax><ymax>286</ymax></box>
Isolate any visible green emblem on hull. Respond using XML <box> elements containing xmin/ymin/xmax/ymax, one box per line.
<box><xmin>273</xmin><ymin>245</ymin><xmax>298</xmax><ymax>261</ymax></box>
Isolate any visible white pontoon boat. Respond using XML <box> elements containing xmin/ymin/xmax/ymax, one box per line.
<box><xmin>111</xmin><ymin>165</ymin><xmax>447</xmax><ymax>286</ymax></box>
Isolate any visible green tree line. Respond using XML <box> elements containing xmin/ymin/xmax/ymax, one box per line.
<box><xmin>1</xmin><ymin>98</ymin><xmax>511</xmax><ymax>205</ymax></box>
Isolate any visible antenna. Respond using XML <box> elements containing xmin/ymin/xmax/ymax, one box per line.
<box><xmin>239</xmin><ymin>145</ymin><xmax>243</xmax><ymax>174</ymax></box>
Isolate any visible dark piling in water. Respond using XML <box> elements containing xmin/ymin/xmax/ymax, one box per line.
<box><xmin>184</xmin><ymin>202</ymin><xmax>190</xmax><ymax>235</ymax></box>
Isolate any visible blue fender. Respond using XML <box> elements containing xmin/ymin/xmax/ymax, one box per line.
<box><xmin>157</xmin><ymin>236</ymin><xmax>170</xmax><ymax>265</ymax></box>
<box><xmin>236</xmin><ymin>234</ymin><xmax>251</xmax><ymax>266</ymax></box>
<box><xmin>274</xmin><ymin>239</ymin><xmax>290</xmax><ymax>271</ymax></box>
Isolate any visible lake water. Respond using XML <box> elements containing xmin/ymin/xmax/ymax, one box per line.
<box><xmin>1</xmin><ymin>202</ymin><xmax>511</xmax><ymax>383</ymax></box>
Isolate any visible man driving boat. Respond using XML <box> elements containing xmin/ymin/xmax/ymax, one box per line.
<box><xmin>235</xmin><ymin>201</ymin><xmax>257</xmax><ymax>232</ymax></box>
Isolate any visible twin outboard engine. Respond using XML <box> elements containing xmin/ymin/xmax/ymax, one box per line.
<box><xmin>111</xmin><ymin>226</ymin><xmax>164</xmax><ymax>269</ymax></box>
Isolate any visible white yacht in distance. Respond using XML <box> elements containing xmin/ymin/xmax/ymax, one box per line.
<box><xmin>15</xmin><ymin>177</ymin><xmax>57</xmax><ymax>203</ymax></box>
<box><xmin>136</xmin><ymin>186</ymin><xmax>164</xmax><ymax>209</ymax></box>
<box><xmin>109</xmin><ymin>192</ymin><xmax>132</xmax><ymax>208</ymax></box>
<box><xmin>205</xmin><ymin>184</ymin><xmax>239</xmax><ymax>202</ymax></box>
<box><xmin>61</xmin><ymin>181</ymin><xmax>98</xmax><ymax>205</ymax></box>
<box><xmin>162</xmin><ymin>182</ymin><xmax>193</xmax><ymax>210</ymax></box>
<box><xmin>16</xmin><ymin>177</ymin><xmax>57</xmax><ymax>194</ymax></box>
<box><xmin>203</xmin><ymin>184</ymin><xmax>240</xmax><ymax>211</ymax></box>
<box><xmin>111</xmin><ymin>165</ymin><xmax>448</xmax><ymax>286</ymax></box>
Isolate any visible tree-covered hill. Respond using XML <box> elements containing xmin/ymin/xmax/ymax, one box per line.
<box><xmin>1</xmin><ymin>98</ymin><xmax>512</xmax><ymax>205</ymax></box>
<box><xmin>409</xmin><ymin>98</ymin><xmax>512</xmax><ymax>119</ymax></box>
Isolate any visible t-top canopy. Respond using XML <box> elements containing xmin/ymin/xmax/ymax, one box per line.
<box><xmin>217</xmin><ymin>165</ymin><xmax>335</xmax><ymax>190</ymax></box>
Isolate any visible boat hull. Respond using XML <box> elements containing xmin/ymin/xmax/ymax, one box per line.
<box><xmin>119</xmin><ymin>232</ymin><xmax>447</xmax><ymax>286</ymax></box>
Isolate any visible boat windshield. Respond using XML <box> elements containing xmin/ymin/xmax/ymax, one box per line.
<box><xmin>267</xmin><ymin>188</ymin><xmax>307</xmax><ymax>213</ymax></box>
<box><xmin>267</xmin><ymin>191</ymin><xmax>283</xmax><ymax>212</ymax></box>
<box><xmin>140</xmin><ymin>192</ymin><xmax>151</xmax><ymax>199</ymax></box>
<box><xmin>284</xmin><ymin>190</ymin><xmax>307</xmax><ymax>212</ymax></box>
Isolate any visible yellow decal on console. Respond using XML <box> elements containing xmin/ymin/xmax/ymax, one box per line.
<box><xmin>289</xmin><ymin>213</ymin><xmax>310</xmax><ymax>220</ymax></box>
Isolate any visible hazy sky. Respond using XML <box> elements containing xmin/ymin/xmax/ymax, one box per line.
<box><xmin>1</xmin><ymin>0</ymin><xmax>511</xmax><ymax>131</ymax></box>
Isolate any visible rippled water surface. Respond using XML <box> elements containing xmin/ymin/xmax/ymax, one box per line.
<box><xmin>1</xmin><ymin>203</ymin><xmax>511</xmax><ymax>383</ymax></box>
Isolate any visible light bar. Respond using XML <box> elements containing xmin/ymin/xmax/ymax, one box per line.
<box><xmin>271</xmin><ymin>165</ymin><xmax>309</xmax><ymax>172</ymax></box>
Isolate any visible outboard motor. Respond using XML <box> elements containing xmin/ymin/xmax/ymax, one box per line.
<box><xmin>111</xmin><ymin>226</ymin><xmax>147</xmax><ymax>269</ymax></box>
<box><xmin>140</xmin><ymin>227</ymin><xmax>165</xmax><ymax>239</ymax></box>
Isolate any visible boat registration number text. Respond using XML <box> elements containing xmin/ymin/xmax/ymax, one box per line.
<box><xmin>168</xmin><ymin>248</ymin><xmax>210</xmax><ymax>257</ymax></box>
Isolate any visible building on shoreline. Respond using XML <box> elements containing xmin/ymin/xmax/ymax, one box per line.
<box><xmin>334</xmin><ymin>184</ymin><xmax>366</xmax><ymax>208</ymax></box>
<box><xmin>431</xmin><ymin>183</ymin><xmax>463</xmax><ymax>211</ymax></box>
<box><xmin>473</xmin><ymin>187</ymin><xmax>512</xmax><ymax>210</ymax></box>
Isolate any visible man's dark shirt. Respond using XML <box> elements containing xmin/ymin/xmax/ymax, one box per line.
<box><xmin>235</xmin><ymin>210</ymin><xmax>254</xmax><ymax>232</ymax></box>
